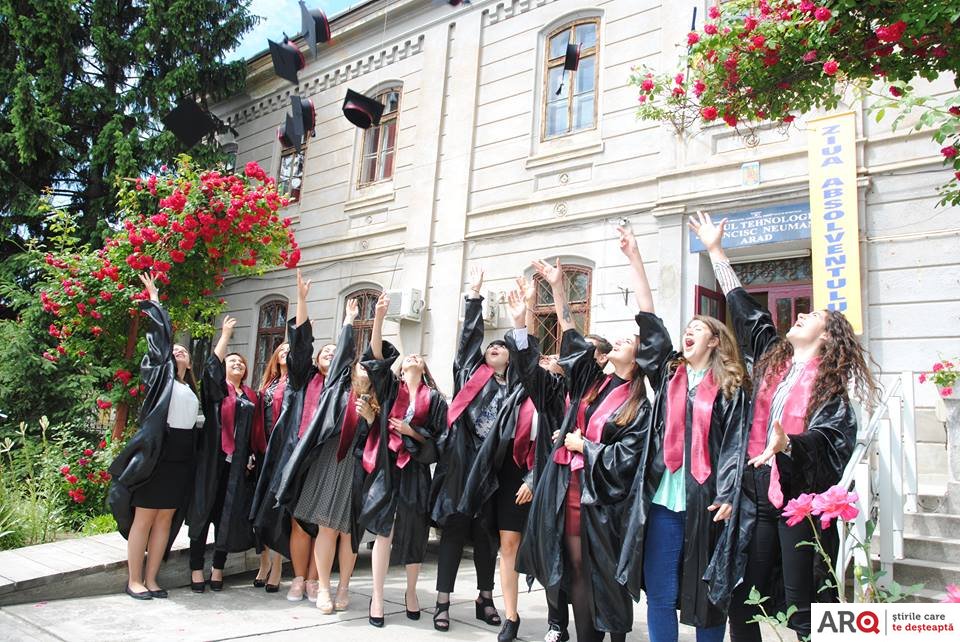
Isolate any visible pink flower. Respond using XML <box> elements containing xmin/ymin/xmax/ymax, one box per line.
<box><xmin>949</xmin><ymin>107</ymin><xmax>960</xmax><ymax>117</ymax></box>
<box><xmin>83</xmin><ymin>448</ymin><xmax>94</xmax><ymax>457</ymax></box>
<box><xmin>693</xmin><ymin>79</ymin><xmax>706</xmax><ymax>97</ymax></box>
<box><xmin>876</xmin><ymin>21</ymin><xmax>907</xmax><ymax>44</ymax></box>
<box><xmin>813</xmin><ymin>7</ymin><xmax>831</xmax><ymax>21</ymax></box>
<box><xmin>641</xmin><ymin>78</ymin><xmax>655</xmax><ymax>92</ymax></box>
<box><xmin>704</xmin><ymin>23</ymin><xmax>718</xmax><ymax>35</ymax></box>
<box><xmin>942</xmin><ymin>146</ymin><xmax>958</xmax><ymax>159</ymax></box>
<box><xmin>708</xmin><ymin>5</ymin><xmax>720</xmax><ymax>19</ymax></box>
<box><xmin>782</xmin><ymin>493</ymin><xmax>816</xmax><ymax>527</ymax></box>
<box><xmin>60</xmin><ymin>465</ymin><xmax>70</xmax><ymax>475</ymax></box>
<box><xmin>751</xmin><ymin>35</ymin><xmax>766</xmax><ymax>49</ymax></box>
<box><xmin>811</xmin><ymin>485</ymin><xmax>859</xmax><ymax>529</ymax></box>
<box><xmin>889</xmin><ymin>86</ymin><xmax>902</xmax><ymax>97</ymax></box>
<box><xmin>743</xmin><ymin>15</ymin><xmax>758</xmax><ymax>33</ymax></box>
<box><xmin>941</xmin><ymin>387</ymin><xmax>954</xmax><ymax>398</ymax></box>
<box><xmin>701</xmin><ymin>106</ymin><xmax>719</xmax><ymax>121</ymax></box>
<box><xmin>803</xmin><ymin>50</ymin><xmax>818</xmax><ymax>63</ymax></box>
<box><xmin>919</xmin><ymin>372</ymin><xmax>927</xmax><ymax>383</ymax></box>
<box><xmin>674</xmin><ymin>72</ymin><xmax>685</xmax><ymax>85</ymax></box>
<box><xmin>66</xmin><ymin>474</ymin><xmax>79</xmax><ymax>484</ymax></box>
<box><xmin>823</xmin><ymin>60</ymin><xmax>839</xmax><ymax>75</ymax></box>
<box><xmin>687</xmin><ymin>32</ymin><xmax>700</xmax><ymax>46</ymax></box>
<box><xmin>941</xmin><ymin>584</ymin><xmax>960</xmax><ymax>603</ymax></box>
<box><xmin>934</xmin><ymin>362</ymin><xmax>945</xmax><ymax>372</ymax></box>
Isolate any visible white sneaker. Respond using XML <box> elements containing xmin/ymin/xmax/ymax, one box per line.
<box><xmin>305</xmin><ymin>580</ymin><xmax>319</xmax><ymax>603</ymax></box>
<box><xmin>286</xmin><ymin>576</ymin><xmax>306</xmax><ymax>602</ymax></box>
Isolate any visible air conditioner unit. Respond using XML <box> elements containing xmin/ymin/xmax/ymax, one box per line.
<box><xmin>385</xmin><ymin>288</ymin><xmax>423</xmax><ymax>322</ymax></box>
<box><xmin>460</xmin><ymin>291</ymin><xmax>499</xmax><ymax>328</ymax></box>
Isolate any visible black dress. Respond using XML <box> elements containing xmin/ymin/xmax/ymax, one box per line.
<box><xmin>516</xmin><ymin>328</ymin><xmax>652</xmax><ymax>635</ymax></box>
<box><xmin>359</xmin><ymin>340</ymin><xmax>447</xmax><ymax>564</ymax></box>
<box><xmin>616</xmin><ymin>312</ymin><xmax>749</xmax><ymax>628</ymax></box>
<box><xmin>108</xmin><ymin>300</ymin><xmax>198</xmax><ymax>555</ymax></box>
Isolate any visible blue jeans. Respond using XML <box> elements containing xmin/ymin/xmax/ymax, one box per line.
<box><xmin>644</xmin><ymin>503</ymin><xmax>726</xmax><ymax>642</ymax></box>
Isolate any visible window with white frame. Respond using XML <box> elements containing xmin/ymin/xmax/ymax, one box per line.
<box><xmin>543</xmin><ymin>19</ymin><xmax>600</xmax><ymax>139</ymax></box>
<box><xmin>359</xmin><ymin>87</ymin><xmax>401</xmax><ymax>186</ymax></box>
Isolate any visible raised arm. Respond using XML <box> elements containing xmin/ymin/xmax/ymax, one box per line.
<box><xmin>136</xmin><ymin>273</ymin><xmax>172</xmax><ymax>387</ymax></box>
<box><xmin>294</xmin><ymin>269</ymin><xmax>311</xmax><ymax>328</ymax></box>
<box><xmin>213</xmin><ymin>315</ymin><xmax>237</xmax><ymax>362</ymax></box>
<box><xmin>286</xmin><ymin>270</ymin><xmax>315</xmax><ymax>391</ymax></box>
<box><xmin>532</xmin><ymin>258</ymin><xmax>573</xmax><ymax>332</ymax></box>
<box><xmin>326</xmin><ymin>299</ymin><xmax>360</xmax><ymax>387</ymax></box>
<box><xmin>505</xmin><ymin>288</ymin><xmax>564</xmax><ymax>412</ymax></box>
<box><xmin>618</xmin><ymin>224</ymin><xmax>654</xmax><ymax>313</ymax></box>
<box><xmin>454</xmin><ymin>267</ymin><xmax>487</xmax><ymax>381</ymax></box>
<box><xmin>688</xmin><ymin>210</ymin><xmax>739</xmax><ymax>295</ymax></box>
<box><xmin>369</xmin><ymin>292</ymin><xmax>389</xmax><ymax>360</ymax></box>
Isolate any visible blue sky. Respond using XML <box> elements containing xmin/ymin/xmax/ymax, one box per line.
<box><xmin>231</xmin><ymin>0</ymin><xmax>360</xmax><ymax>61</ymax></box>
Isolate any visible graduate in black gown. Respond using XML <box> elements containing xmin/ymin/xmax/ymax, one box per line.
<box><xmin>359</xmin><ymin>293</ymin><xmax>448</xmax><ymax>627</ymax></box>
<box><xmin>456</xmin><ymin>277</ymin><xmax>560</xmax><ymax>642</ymax></box>
<box><xmin>689</xmin><ymin>212</ymin><xmax>878</xmax><ymax>641</ymax></box>
<box><xmin>430</xmin><ymin>267</ymin><xmax>519</xmax><ymax>632</ymax></box>
<box><xmin>613</xmin><ymin>225</ymin><xmax>749</xmax><ymax>642</ymax></box>
<box><xmin>187</xmin><ymin>315</ymin><xmax>261</xmax><ymax>592</ymax></box>
<box><xmin>109</xmin><ymin>273</ymin><xmax>200</xmax><ymax>600</ymax></box>
<box><xmin>517</xmin><ymin>257</ymin><xmax>653</xmax><ymax>642</ymax></box>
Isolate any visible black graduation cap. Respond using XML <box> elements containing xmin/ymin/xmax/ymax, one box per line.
<box><xmin>269</xmin><ymin>38</ymin><xmax>306</xmax><ymax>85</ymax></box>
<box><xmin>299</xmin><ymin>1</ymin><xmax>331</xmax><ymax>58</ymax></box>
<box><xmin>278</xmin><ymin>112</ymin><xmax>305</xmax><ymax>150</ymax></box>
<box><xmin>342</xmin><ymin>89</ymin><xmax>384</xmax><ymax>129</ymax></box>
<box><xmin>162</xmin><ymin>100</ymin><xmax>218</xmax><ymax>148</ymax></box>
<box><xmin>555</xmin><ymin>44</ymin><xmax>582</xmax><ymax>96</ymax></box>
<box><xmin>291</xmin><ymin>95</ymin><xmax>316</xmax><ymax>142</ymax></box>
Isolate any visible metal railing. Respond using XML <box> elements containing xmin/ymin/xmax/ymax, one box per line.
<box><xmin>835</xmin><ymin>371</ymin><xmax>918</xmax><ymax>599</ymax></box>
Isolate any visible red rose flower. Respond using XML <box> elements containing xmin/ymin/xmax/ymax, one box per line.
<box><xmin>708</xmin><ymin>6</ymin><xmax>719</xmax><ymax>19</ymax></box>
<box><xmin>66</xmin><ymin>474</ymin><xmax>79</xmax><ymax>484</ymax></box>
<box><xmin>687</xmin><ymin>32</ymin><xmax>699</xmax><ymax>46</ymax></box>
<box><xmin>96</xmin><ymin>399</ymin><xmax>112</xmax><ymax>410</ymax></box>
<box><xmin>704</xmin><ymin>24</ymin><xmax>718</xmax><ymax>35</ymax></box>
<box><xmin>876</xmin><ymin>20</ymin><xmax>907</xmax><ymax>43</ymax></box>
<box><xmin>813</xmin><ymin>7</ymin><xmax>831</xmax><ymax>21</ymax></box>
<box><xmin>888</xmin><ymin>86</ymin><xmax>902</xmax><ymax>97</ymax></box>
<box><xmin>169</xmin><ymin>249</ymin><xmax>186</xmax><ymax>263</ymax></box>
<box><xmin>641</xmin><ymin>78</ymin><xmax>654</xmax><ymax>91</ymax></box>
<box><xmin>949</xmin><ymin>107</ymin><xmax>960</xmax><ymax>117</ymax></box>
<box><xmin>99</xmin><ymin>440</ymin><xmax>107</xmax><ymax>449</ymax></box>
<box><xmin>743</xmin><ymin>15</ymin><xmax>758</xmax><ymax>33</ymax></box>
<box><xmin>723</xmin><ymin>112</ymin><xmax>738</xmax><ymax>127</ymax></box>
<box><xmin>751</xmin><ymin>35</ymin><xmax>766</xmax><ymax>49</ymax></box>
<box><xmin>822</xmin><ymin>60</ymin><xmax>839</xmax><ymax>75</ymax></box>
<box><xmin>60</xmin><ymin>465</ymin><xmax>71</xmax><ymax>475</ymax></box>
<box><xmin>84</xmin><ymin>448</ymin><xmax>94</xmax><ymax>457</ymax></box>
<box><xmin>942</xmin><ymin>146</ymin><xmax>959</xmax><ymax>159</ymax></box>
<box><xmin>701</xmin><ymin>106</ymin><xmax>719</xmax><ymax>121</ymax></box>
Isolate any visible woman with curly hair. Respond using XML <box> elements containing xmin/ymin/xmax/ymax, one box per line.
<box><xmin>690</xmin><ymin>211</ymin><xmax>878</xmax><ymax>642</ymax></box>
<box><xmin>614</xmin><ymin>224</ymin><xmax>749</xmax><ymax>642</ymax></box>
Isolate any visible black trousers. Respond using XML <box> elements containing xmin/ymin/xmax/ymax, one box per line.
<box><xmin>728</xmin><ymin>467</ymin><xmax>818</xmax><ymax>642</ymax></box>
<box><xmin>435</xmin><ymin>513</ymin><xmax>497</xmax><ymax>593</ymax></box>
<box><xmin>189</xmin><ymin>458</ymin><xmax>230</xmax><ymax>571</ymax></box>
<box><xmin>547</xmin><ymin>586</ymin><xmax>570</xmax><ymax>633</ymax></box>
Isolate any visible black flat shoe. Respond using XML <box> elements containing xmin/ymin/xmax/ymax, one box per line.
<box><xmin>404</xmin><ymin>594</ymin><xmax>420</xmax><ymax>620</ymax></box>
<box><xmin>191</xmin><ymin>581</ymin><xmax>206</xmax><ymax>593</ymax></box>
<box><xmin>253</xmin><ymin>578</ymin><xmax>266</xmax><ymax>588</ymax></box>
<box><xmin>475</xmin><ymin>595</ymin><xmax>501</xmax><ymax>626</ymax></box>
<box><xmin>125</xmin><ymin>585</ymin><xmax>152</xmax><ymax>600</ymax></box>
<box><xmin>148</xmin><ymin>588</ymin><xmax>168</xmax><ymax>599</ymax></box>
<box><xmin>209</xmin><ymin>577</ymin><xmax>224</xmax><ymax>592</ymax></box>
<box><xmin>544</xmin><ymin>624</ymin><xmax>570</xmax><ymax>642</ymax></box>
<box><xmin>265</xmin><ymin>583</ymin><xmax>279</xmax><ymax>593</ymax></box>
<box><xmin>433</xmin><ymin>600</ymin><xmax>451</xmax><ymax>632</ymax></box>
<box><xmin>368</xmin><ymin>599</ymin><xmax>385</xmax><ymax>628</ymax></box>
<box><xmin>498</xmin><ymin>617</ymin><xmax>520</xmax><ymax>642</ymax></box>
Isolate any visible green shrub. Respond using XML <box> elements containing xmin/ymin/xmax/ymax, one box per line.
<box><xmin>80</xmin><ymin>513</ymin><xmax>117</xmax><ymax>536</ymax></box>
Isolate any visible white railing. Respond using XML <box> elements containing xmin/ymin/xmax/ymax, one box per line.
<box><xmin>836</xmin><ymin>371</ymin><xmax>918</xmax><ymax>599</ymax></box>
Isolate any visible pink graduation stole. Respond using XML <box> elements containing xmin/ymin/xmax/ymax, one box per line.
<box><xmin>220</xmin><ymin>381</ymin><xmax>256</xmax><ymax>456</ymax></box>
<box><xmin>554</xmin><ymin>376</ymin><xmax>632</xmax><ymax>471</ymax></box>
<box><xmin>512</xmin><ymin>397</ymin><xmax>537</xmax><ymax>470</ymax></box>
<box><xmin>335</xmin><ymin>389</ymin><xmax>359</xmax><ymax>462</ymax></box>
<box><xmin>362</xmin><ymin>382</ymin><xmax>431</xmax><ymax>473</ymax></box>
<box><xmin>297</xmin><ymin>370</ymin><xmax>326</xmax><ymax>439</ymax></box>
<box><xmin>446</xmin><ymin>364</ymin><xmax>495</xmax><ymax>427</ymax></box>
<box><xmin>663</xmin><ymin>367</ymin><xmax>721</xmax><ymax>484</ymax></box>
<box><xmin>269</xmin><ymin>375</ymin><xmax>286</xmax><ymax>434</ymax></box>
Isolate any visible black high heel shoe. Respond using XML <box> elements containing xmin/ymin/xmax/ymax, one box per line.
<box><xmin>433</xmin><ymin>600</ymin><xmax>451</xmax><ymax>632</ymax></box>
<box><xmin>368</xmin><ymin>598</ymin><xmax>385</xmax><ymax>628</ymax></box>
<box><xmin>190</xmin><ymin>579</ymin><xmax>206</xmax><ymax>593</ymax></box>
<box><xmin>253</xmin><ymin>578</ymin><xmax>266</xmax><ymax>588</ymax></box>
<box><xmin>475</xmin><ymin>595</ymin><xmax>501</xmax><ymax>626</ymax></box>
<box><xmin>498</xmin><ymin>617</ymin><xmax>520</xmax><ymax>642</ymax></box>
<box><xmin>404</xmin><ymin>593</ymin><xmax>421</xmax><ymax>620</ymax></box>
<box><xmin>210</xmin><ymin>578</ymin><xmax>224</xmax><ymax>592</ymax></box>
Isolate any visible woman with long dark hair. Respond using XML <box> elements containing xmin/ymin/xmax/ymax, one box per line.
<box><xmin>359</xmin><ymin>293</ymin><xmax>448</xmax><ymax>627</ymax></box>
<box><xmin>614</xmin><ymin>225</ymin><xmax>749</xmax><ymax>642</ymax></box>
<box><xmin>187</xmin><ymin>315</ymin><xmax>260</xmax><ymax>592</ymax></box>
<box><xmin>430</xmin><ymin>268</ymin><xmax>519</xmax><ymax>632</ymax></box>
<box><xmin>690</xmin><ymin>211</ymin><xmax>878</xmax><ymax>641</ymax></box>
<box><xmin>517</xmin><ymin>257</ymin><xmax>653</xmax><ymax>642</ymax></box>
<box><xmin>109</xmin><ymin>273</ymin><xmax>201</xmax><ymax>600</ymax></box>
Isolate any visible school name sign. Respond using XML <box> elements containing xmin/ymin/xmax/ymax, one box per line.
<box><xmin>807</xmin><ymin>112</ymin><xmax>864</xmax><ymax>334</ymax></box>
<box><xmin>688</xmin><ymin>202</ymin><xmax>811</xmax><ymax>252</ymax></box>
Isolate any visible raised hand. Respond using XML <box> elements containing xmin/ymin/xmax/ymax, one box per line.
<box><xmin>531</xmin><ymin>258</ymin><xmax>563</xmax><ymax>287</ymax></box>
<box><xmin>344</xmin><ymin>298</ymin><xmax>360</xmax><ymax>325</ymax></box>
<box><xmin>617</xmin><ymin>225</ymin><xmax>641</xmax><ymax>262</ymax></box>
<box><xmin>687</xmin><ymin>210</ymin><xmax>728</xmax><ymax>252</ymax></box>
<box><xmin>138</xmin><ymin>272</ymin><xmax>159</xmax><ymax>302</ymax></box>
<box><xmin>506</xmin><ymin>289</ymin><xmax>526</xmax><ymax>329</ymax></box>
<box><xmin>747</xmin><ymin>419</ymin><xmax>789</xmax><ymax>468</ymax></box>
<box><xmin>374</xmin><ymin>292</ymin><xmax>390</xmax><ymax>320</ymax></box>
<box><xmin>296</xmin><ymin>269</ymin><xmax>311</xmax><ymax>300</ymax></box>
<box><xmin>221</xmin><ymin>315</ymin><xmax>237</xmax><ymax>336</ymax></box>
<box><xmin>516</xmin><ymin>275</ymin><xmax>536</xmax><ymax>308</ymax></box>
<box><xmin>468</xmin><ymin>266</ymin><xmax>485</xmax><ymax>296</ymax></box>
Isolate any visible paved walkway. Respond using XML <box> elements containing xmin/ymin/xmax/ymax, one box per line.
<box><xmin>0</xmin><ymin>547</ymin><xmax>785</xmax><ymax>641</ymax></box>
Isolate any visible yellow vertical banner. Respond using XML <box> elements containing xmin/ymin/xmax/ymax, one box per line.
<box><xmin>807</xmin><ymin>111</ymin><xmax>863</xmax><ymax>334</ymax></box>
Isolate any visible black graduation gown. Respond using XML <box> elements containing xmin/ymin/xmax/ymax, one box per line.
<box><xmin>703</xmin><ymin>287</ymin><xmax>857</xmax><ymax>610</ymax></box>
<box><xmin>457</xmin><ymin>330</ymin><xmax>562</xmax><ymax>521</ymax></box>
<box><xmin>108</xmin><ymin>300</ymin><xmax>194</xmax><ymax>556</ymax></box>
<box><xmin>187</xmin><ymin>355</ymin><xmax>257</xmax><ymax>553</ymax></box>
<box><xmin>273</xmin><ymin>319</ymin><xmax>372</xmax><ymax>554</ymax></box>
<box><xmin>616</xmin><ymin>312</ymin><xmax>748</xmax><ymax>628</ymax></box>
<box><xmin>516</xmin><ymin>328</ymin><xmax>651</xmax><ymax>635</ymax></box>
<box><xmin>359</xmin><ymin>341</ymin><xmax>447</xmax><ymax>564</ymax></box>
<box><xmin>429</xmin><ymin>295</ymin><xmax>522</xmax><ymax>539</ymax></box>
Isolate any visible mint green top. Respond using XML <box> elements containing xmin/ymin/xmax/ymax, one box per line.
<box><xmin>652</xmin><ymin>365</ymin><xmax>708</xmax><ymax>513</ymax></box>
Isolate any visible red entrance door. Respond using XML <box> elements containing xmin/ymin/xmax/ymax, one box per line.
<box><xmin>745</xmin><ymin>283</ymin><xmax>813</xmax><ymax>336</ymax></box>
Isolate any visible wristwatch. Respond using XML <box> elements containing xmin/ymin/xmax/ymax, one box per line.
<box><xmin>782</xmin><ymin>437</ymin><xmax>793</xmax><ymax>457</ymax></box>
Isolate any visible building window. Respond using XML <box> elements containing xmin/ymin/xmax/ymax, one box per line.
<box><xmin>543</xmin><ymin>19</ymin><xmax>600</xmax><ymax>139</ymax></box>
<box><xmin>252</xmin><ymin>300</ymin><xmax>288</xmax><ymax>387</ymax></box>
<box><xmin>277</xmin><ymin>144</ymin><xmax>305</xmax><ymax>202</ymax></box>
<box><xmin>359</xmin><ymin>88</ymin><xmax>401</xmax><ymax>186</ymax></box>
<box><xmin>345</xmin><ymin>288</ymin><xmax>382</xmax><ymax>356</ymax></box>
<box><xmin>532</xmin><ymin>265</ymin><xmax>592</xmax><ymax>355</ymax></box>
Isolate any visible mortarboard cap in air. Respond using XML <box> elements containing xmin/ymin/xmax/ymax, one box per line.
<box><xmin>162</xmin><ymin>100</ymin><xmax>218</xmax><ymax>148</ymax></box>
<box><xmin>342</xmin><ymin>89</ymin><xmax>384</xmax><ymax>129</ymax></box>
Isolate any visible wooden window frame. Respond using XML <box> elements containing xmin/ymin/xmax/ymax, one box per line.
<box><xmin>276</xmin><ymin>143</ymin><xmax>306</xmax><ymax>203</ymax></box>
<box><xmin>541</xmin><ymin>18</ymin><xmax>601</xmax><ymax>141</ymax></box>
<box><xmin>358</xmin><ymin>87</ymin><xmax>402</xmax><ymax>188</ymax></box>
<box><xmin>695</xmin><ymin>284</ymin><xmax>727</xmax><ymax>321</ymax></box>
<box><xmin>252</xmin><ymin>299</ymin><xmax>289</xmax><ymax>387</ymax></box>
<box><xmin>532</xmin><ymin>265</ymin><xmax>593</xmax><ymax>356</ymax></box>
<box><xmin>345</xmin><ymin>288</ymin><xmax>382</xmax><ymax>357</ymax></box>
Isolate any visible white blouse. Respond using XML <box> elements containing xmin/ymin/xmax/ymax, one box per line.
<box><xmin>167</xmin><ymin>380</ymin><xmax>200</xmax><ymax>430</ymax></box>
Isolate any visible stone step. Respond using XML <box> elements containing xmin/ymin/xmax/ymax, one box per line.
<box><xmin>904</xmin><ymin>512</ymin><xmax>960</xmax><ymax>537</ymax></box>
<box><xmin>888</xmin><ymin>557</ymin><xmax>960</xmax><ymax>589</ymax></box>
<box><xmin>903</xmin><ymin>534</ymin><xmax>960</xmax><ymax>564</ymax></box>
<box><xmin>910</xmin><ymin>587</ymin><xmax>953</xmax><ymax>603</ymax></box>
<box><xmin>917</xmin><ymin>481</ymin><xmax>960</xmax><ymax>514</ymax></box>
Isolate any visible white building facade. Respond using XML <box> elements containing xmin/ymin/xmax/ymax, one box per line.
<box><xmin>213</xmin><ymin>0</ymin><xmax>959</xmax><ymax>481</ymax></box>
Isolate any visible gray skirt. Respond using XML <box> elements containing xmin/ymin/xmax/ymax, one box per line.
<box><xmin>293</xmin><ymin>437</ymin><xmax>354</xmax><ymax>532</ymax></box>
